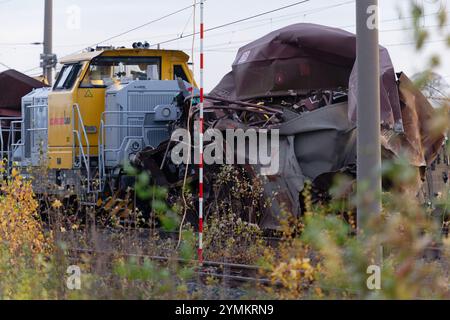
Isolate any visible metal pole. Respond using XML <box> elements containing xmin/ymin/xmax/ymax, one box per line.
<box><xmin>356</xmin><ymin>1</ymin><xmax>381</xmax><ymax>234</ymax></box>
<box><xmin>198</xmin><ymin>0</ymin><xmax>205</xmax><ymax>266</ymax></box>
<box><xmin>43</xmin><ymin>0</ymin><xmax>53</xmax><ymax>85</ymax></box>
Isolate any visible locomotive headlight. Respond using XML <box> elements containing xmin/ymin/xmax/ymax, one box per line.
<box><xmin>162</xmin><ymin>107</ymin><xmax>171</xmax><ymax>118</ymax></box>
<box><xmin>131</xmin><ymin>141</ymin><xmax>140</xmax><ymax>151</ymax></box>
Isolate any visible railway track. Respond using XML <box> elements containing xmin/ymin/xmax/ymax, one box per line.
<box><xmin>66</xmin><ymin>247</ymin><xmax>273</xmax><ymax>286</ymax></box>
<box><xmin>57</xmin><ymin>220</ymin><xmax>449</xmax><ymax>290</ymax></box>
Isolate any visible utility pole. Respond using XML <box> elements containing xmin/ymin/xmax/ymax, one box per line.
<box><xmin>41</xmin><ymin>0</ymin><xmax>56</xmax><ymax>85</ymax></box>
<box><xmin>356</xmin><ymin>1</ymin><xmax>381</xmax><ymax>237</ymax></box>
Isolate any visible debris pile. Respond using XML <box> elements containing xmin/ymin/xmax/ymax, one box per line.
<box><xmin>137</xmin><ymin>23</ymin><xmax>445</xmax><ymax>229</ymax></box>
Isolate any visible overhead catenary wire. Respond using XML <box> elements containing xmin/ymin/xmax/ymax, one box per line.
<box><xmin>1</xmin><ymin>0</ymin><xmax>333</xmax><ymax>56</ymax></box>
<box><xmin>51</xmin><ymin>1</ymin><xmax>346</xmax><ymax>52</ymax></box>
<box><xmin>196</xmin><ymin>5</ymin><xmax>449</xmax><ymax>42</ymax></box>
<box><xmin>5</xmin><ymin>2</ymin><xmax>447</xmax><ymax>79</ymax></box>
<box><xmin>14</xmin><ymin>0</ymin><xmax>446</xmax><ymax>70</ymax></box>
<box><xmin>177</xmin><ymin>1</ymin><xmax>197</xmax><ymax>252</ymax></box>
<box><xmin>0</xmin><ymin>61</ymin><xmax>13</xmax><ymax>70</ymax></box>
<box><xmin>30</xmin><ymin>10</ymin><xmax>450</xmax><ymax>61</ymax></box>
<box><xmin>169</xmin><ymin>16</ymin><xmax>450</xmax><ymax>53</ymax></box>
<box><xmin>3</xmin><ymin>1</ymin><xmax>448</xmax><ymax>73</ymax></box>
<box><xmin>149</xmin><ymin>5</ymin><xmax>449</xmax><ymax>52</ymax></box>
<box><xmin>385</xmin><ymin>37</ymin><xmax>449</xmax><ymax>47</ymax></box>
<box><xmin>22</xmin><ymin>66</ymin><xmax>42</xmax><ymax>74</ymax></box>
<box><xmin>180</xmin><ymin>10</ymin><xmax>195</xmax><ymax>38</ymax></box>
<box><xmin>62</xmin><ymin>2</ymin><xmax>204</xmax><ymax>57</ymax></box>
<box><xmin>424</xmin><ymin>84</ymin><xmax>449</xmax><ymax>99</ymax></box>
<box><xmin>163</xmin><ymin>6</ymin><xmax>450</xmax><ymax>45</ymax></box>
<box><xmin>150</xmin><ymin>0</ymin><xmax>311</xmax><ymax>48</ymax></box>
<box><xmin>38</xmin><ymin>33</ymin><xmax>181</xmax><ymax>54</ymax></box>
<box><xmin>179</xmin><ymin>35</ymin><xmax>450</xmax><ymax>53</ymax></box>
<box><xmin>57</xmin><ymin>0</ymin><xmax>311</xmax><ymax>56</ymax></box>
<box><xmin>0</xmin><ymin>42</ymin><xmax>43</xmax><ymax>46</ymax></box>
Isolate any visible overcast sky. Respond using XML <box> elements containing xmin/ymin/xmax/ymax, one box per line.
<box><xmin>0</xmin><ymin>0</ymin><xmax>449</xmax><ymax>90</ymax></box>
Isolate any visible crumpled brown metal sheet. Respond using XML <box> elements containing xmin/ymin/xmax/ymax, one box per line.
<box><xmin>210</xmin><ymin>23</ymin><xmax>403</xmax><ymax>132</ymax></box>
<box><xmin>379</xmin><ymin>73</ymin><xmax>445</xmax><ymax>167</ymax></box>
<box><xmin>398</xmin><ymin>73</ymin><xmax>445</xmax><ymax>166</ymax></box>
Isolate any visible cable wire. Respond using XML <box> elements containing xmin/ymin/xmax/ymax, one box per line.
<box><xmin>177</xmin><ymin>1</ymin><xmax>197</xmax><ymax>250</ymax></box>
<box><xmin>63</xmin><ymin>2</ymin><xmax>202</xmax><ymax>57</ymax></box>
<box><xmin>0</xmin><ymin>61</ymin><xmax>13</xmax><ymax>70</ymax></box>
<box><xmin>150</xmin><ymin>0</ymin><xmax>311</xmax><ymax>48</ymax></box>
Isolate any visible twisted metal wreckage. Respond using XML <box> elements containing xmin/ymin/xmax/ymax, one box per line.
<box><xmin>134</xmin><ymin>23</ymin><xmax>446</xmax><ymax>230</ymax></box>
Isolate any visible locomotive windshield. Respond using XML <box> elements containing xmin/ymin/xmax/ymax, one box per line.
<box><xmin>54</xmin><ymin>63</ymin><xmax>82</xmax><ymax>90</ymax></box>
<box><xmin>80</xmin><ymin>56</ymin><xmax>161</xmax><ymax>88</ymax></box>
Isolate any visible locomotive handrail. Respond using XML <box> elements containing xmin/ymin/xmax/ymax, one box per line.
<box><xmin>103</xmin><ymin>136</ymin><xmax>145</xmax><ymax>153</ymax></box>
<box><xmin>102</xmin><ymin>111</ymin><xmax>156</xmax><ymax>114</ymax></box>
<box><xmin>98</xmin><ymin>110</ymin><xmax>147</xmax><ymax>192</ymax></box>
<box><xmin>0</xmin><ymin>102</ymin><xmax>49</xmax><ymax>165</ymax></box>
<box><xmin>98</xmin><ymin>108</ymin><xmax>165</xmax><ymax>190</ymax></box>
<box><xmin>9</xmin><ymin>120</ymin><xmax>24</xmax><ymax>163</ymax></box>
<box><xmin>72</xmin><ymin>104</ymin><xmax>91</xmax><ymax>193</ymax></box>
<box><xmin>102</xmin><ymin>125</ymin><xmax>144</xmax><ymax>129</ymax></box>
<box><xmin>0</xmin><ymin>117</ymin><xmax>22</xmax><ymax>161</ymax></box>
<box><xmin>100</xmin><ymin>109</ymin><xmax>149</xmax><ymax>158</ymax></box>
<box><xmin>26</xmin><ymin>104</ymin><xmax>48</xmax><ymax>109</ymax></box>
<box><xmin>15</xmin><ymin>103</ymin><xmax>48</xmax><ymax>166</ymax></box>
<box><xmin>98</xmin><ymin>119</ymin><xmax>106</xmax><ymax>192</ymax></box>
<box><xmin>102</xmin><ymin>110</ymin><xmax>156</xmax><ymax>115</ymax></box>
<box><xmin>26</xmin><ymin>128</ymin><xmax>48</xmax><ymax>132</ymax></box>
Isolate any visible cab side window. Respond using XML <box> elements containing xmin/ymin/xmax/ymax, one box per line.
<box><xmin>53</xmin><ymin>64</ymin><xmax>82</xmax><ymax>90</ymax></box>
<box><xmin>80</xmin><ymin>64</ymin><xmax>114</xmax><ymax>88</ymax></box>
<box><xmin>173</xmin><ymin>65</ymin><xmax>189</xmax><ymax>82</ymax></box>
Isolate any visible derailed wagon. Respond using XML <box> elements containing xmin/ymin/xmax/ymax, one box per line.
<box><xmin>135</xmin><ymin>23</ymin><xmax>446</xmax><ymax>230</ymax></box>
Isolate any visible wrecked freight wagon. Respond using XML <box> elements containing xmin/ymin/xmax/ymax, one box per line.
<box><xmin>134</xmin><ymin>23</ymin><xmax>446</xmax><ymax>230</ymax></box>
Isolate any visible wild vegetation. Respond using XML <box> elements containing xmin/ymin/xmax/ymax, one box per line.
<box><xmin>0</xmin><ymin>156</ymin><xmax>448</xmax><ymax>300</ymax></box>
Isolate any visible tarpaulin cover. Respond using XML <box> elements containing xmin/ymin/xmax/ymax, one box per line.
<box><xmin>210</xmin><ymin>23</ymin><xmax>403</xmax><ymax>131</ymax></box>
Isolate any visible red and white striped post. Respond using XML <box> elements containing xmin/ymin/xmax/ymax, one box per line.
<box><xmin>198</xmin><ymin>0</ymin><xmax>205</xmax><ymax>265</ymax></box>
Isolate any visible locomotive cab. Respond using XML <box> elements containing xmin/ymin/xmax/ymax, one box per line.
<box><xmin>48</xmin><ymin>48</ymin><xmax>195</xmax><ymax>171</ymax></box>
<box><xmin>11</xmin><ymin>46</ymin><xmax>196</xmax><ymax>195</ymax></box>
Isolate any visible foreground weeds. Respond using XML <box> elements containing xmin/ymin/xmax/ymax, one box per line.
<box><xmin>260</xmin><ymin>169</ymin><xmax>449</xmax><ymax>300</ymax></box>
<box><xmin>0</xmin><ymin>161</ymin><xmax>449</xmax><ymax>300</ymax></box>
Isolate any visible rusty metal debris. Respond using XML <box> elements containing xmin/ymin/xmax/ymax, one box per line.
<box><xmin>134</xmin><ymin>23</ymin><xmax>446</xmax><ymax>230</ymax></box>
